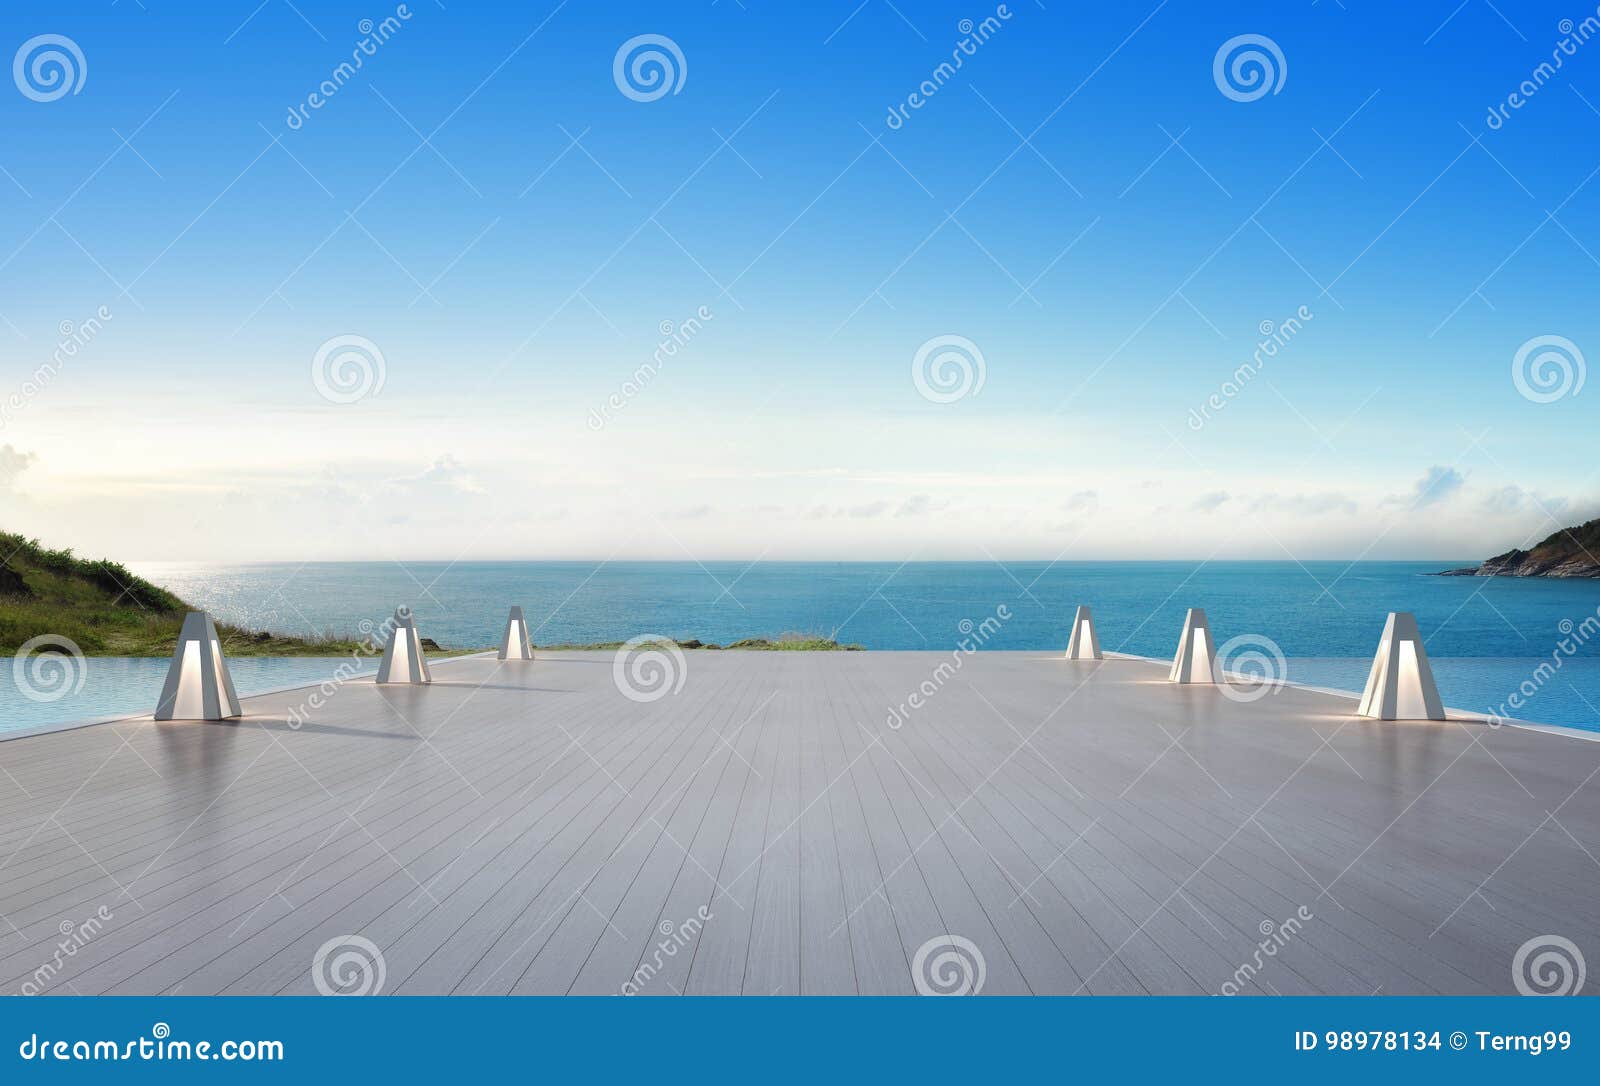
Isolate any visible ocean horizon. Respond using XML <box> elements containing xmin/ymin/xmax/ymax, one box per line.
<box><xmin>130</xmin><ymin>558</ymin><xmax>1589</xmax><ymax>657</ymax></box>
<box><xmin>3</xmin><ymin>559</ymin><xmax>1591</xmax><ymax>738</ymax></box>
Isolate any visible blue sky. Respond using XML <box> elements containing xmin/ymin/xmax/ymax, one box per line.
<box><xmin>1</xmin><ymin>0</ymin><xmax>1596</xmax><ymax>561</ymax></box>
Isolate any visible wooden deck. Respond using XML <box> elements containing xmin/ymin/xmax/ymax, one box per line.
<box><xmin>2</xmin><ymin>650</ymin><xmax>1597</xmax><ymax>996</ymax></box>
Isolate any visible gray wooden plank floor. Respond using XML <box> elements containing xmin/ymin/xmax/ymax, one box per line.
<box><xmin>2</xmin><ymin>651</ymin><xmax>1597</xmax><ymax>996</ymax></box>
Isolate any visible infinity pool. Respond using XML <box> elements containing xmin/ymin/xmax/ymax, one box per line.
<box><xmin>3</xmin><ymin>653</ymin><xmax>1597</xmax><ymax>739</ymax></box>
<box><xmin>1</xmin><ymin>657</ymin><xmax>376</xmax><ymax>736</ymax></box>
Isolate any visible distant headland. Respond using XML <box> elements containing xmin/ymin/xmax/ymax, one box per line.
<box><xmin>1439</xmin><ymin>517</ymin><xmax>1600</xmax><ymax>579</ymax></box>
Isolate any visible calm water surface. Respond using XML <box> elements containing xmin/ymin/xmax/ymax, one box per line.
<box><xmin>4</xmin><ymin>561</ymin><xmax>1598</xmax><ymax>735</ymax></box>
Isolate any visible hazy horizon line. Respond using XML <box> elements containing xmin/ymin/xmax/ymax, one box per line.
<box><xmin>126</xmin><ymin>555</ymin><xmax>1479</xmax><ymax>566</ymax></box>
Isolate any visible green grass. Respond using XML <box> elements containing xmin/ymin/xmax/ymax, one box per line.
<box><xmin>0</xmin><ymin>530</ymin><xmax>476</xmax><ymax>658</ymax></box>
<box><xmin>1</xmin><ymin>531</ymin><xmax>866</xmax><ymax>657</ymax></box>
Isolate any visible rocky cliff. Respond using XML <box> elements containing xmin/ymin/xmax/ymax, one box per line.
<box><xmin>1440</xmin><ymin>517</ymin><xmax>1600</xmax><ymax>578</ymax></box>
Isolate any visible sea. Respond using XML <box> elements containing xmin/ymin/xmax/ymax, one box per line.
<box><xmin>3</xmin><ymin>561</ymin><xmax>1598</xmax><ymax>736</ymax></box>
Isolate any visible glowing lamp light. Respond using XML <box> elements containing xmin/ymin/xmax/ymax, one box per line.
<box><xmin>377</xmin><ymin>608</ymin><xmax>433</xmax><ymax>685</ymax></box>
<box><xmin>499</xmin><ymin>605</ymin><xmax>534</xmax><ymax>661</ymax></box>
<box><xmin>1169</xmin><ymin>608</ymin><xmax>1218</xmax><ymax>684</ymax></box>
<box><xmin>1357</xmin><ymin>612</ymin><xmax>1444</xmax><ymax>720</ymax></box>
<box><xmin>154</xmin><ymin>612</ymin><xmax>242</xmax><ymax>721</ymax></box>
<box><xmin>1065</xmin><ymin>605</ymin><xmax>1103</xmax><ymax>660</ymax></box>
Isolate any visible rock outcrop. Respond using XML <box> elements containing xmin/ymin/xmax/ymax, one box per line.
<box><xmin>1439</xmin><ymin>517</ymin><xmax>1600</xmax><ymax>578</ymax></box>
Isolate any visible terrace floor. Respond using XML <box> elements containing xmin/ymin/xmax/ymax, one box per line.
<box><xmin>2</xmin><ymin>651</ymin><xmax>1597</xmax><ymax>996</ymax></box>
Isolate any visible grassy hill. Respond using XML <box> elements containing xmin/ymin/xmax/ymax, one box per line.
<box><xmin>0</xmin><ymin>531</ymin><xmax>386</xmax><ymax>657</ymax></box>
<box><xmin>1</xmin><ymin>531</ymin><xmax>865</xmax><ymax>657</ymax></box>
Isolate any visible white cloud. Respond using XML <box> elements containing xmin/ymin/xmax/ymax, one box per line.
<box><xmin>1063</xmin><ymin>489</ymin><xmax>1098</xmax><ymax>513</ymax></box>
<box><xmin>0</xmin><ymin>445</ymin><xmax>37</xmax><ymax>488</ymax></box>
<box><xmin>1247</xmin><ymin>492</ymin><xmax>1359</xmax><ymax>516</ymax></box>
<box><xmin>663</xmin><ymin>504</ymin><xmax>713</xmax><ymax>520</ymax></box>
<box><xmin>1478</xmin><ymin>485</ymin><xmax>1568</xmax><ymax>520</ymax></box>
<box><xmin>895</xmin><ymin>494</ymin><xmax>947</xmax><ymax>517</ymax></box>
<box><xmin>9</xmin><ymin>393</ymin><xmax>1579</xmax><ymax>562</ymax></box>
<box><xmin>386</xmin><ymin>454</ymin><xmax>484</xmax><ymax>497</ymax></box>
<box><xmin>1398</xmin><ymin>465</ymin><xmax>1465</xmax><ymax>509</ymax></box>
